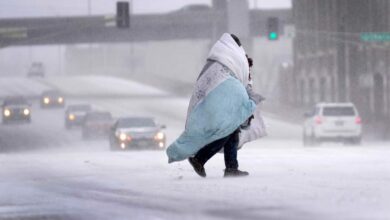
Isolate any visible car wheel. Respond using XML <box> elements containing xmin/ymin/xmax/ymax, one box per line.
<box><xmin>354</xmin><ymin>137</ymin><xmax>362</xmax><ymax>145</ymax></box>
<box><xmin>347</xmin><ymin>137</ymin><xmax>361</xmax><ymax>146</ymax></box>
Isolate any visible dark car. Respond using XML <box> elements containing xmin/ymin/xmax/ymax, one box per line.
<box><xmin>82</xmin><ymin>111</ymin><xmax>113</xmax><ymax>139</ymax></box>
<box><xmin>65</xmin><ymin>104</ymin><xmax>92</xmax><ymax>129</ymax></box>
<box><xmin>40</xmin><ymin>90</ymin><xmax>65</xmax><ymax>108</ymax></box>
<box><xmin>109</xmin><ymin>117</ymin><xmax>166</xmax><ymax>151</ymax></box>
<box><xmin>27</xmin><ymin>62</ymin><xmax>45</xmax><ymax>78</ymax></box>
<box><xmin>2</xmin><ymin>96</ymin><xmax>31</xmax><ymax>124</ymax></box>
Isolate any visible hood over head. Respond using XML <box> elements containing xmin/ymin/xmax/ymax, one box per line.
<box><xmin>207</xmin><ymin>33</ymin><xmax>250</xmax><ymax>86</ymax></box>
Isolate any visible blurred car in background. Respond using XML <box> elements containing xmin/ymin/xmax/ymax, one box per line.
<box><xmin>174</xmin><ymin>4</ymin><xmax>211</xmax><ymax>13</ymax></box>
<box><xmin>82</xmin><ymin>111</ymin><xmax>113</xmax><ymax>139</ymax></box>
<box><xmin>109</xmin><ymin>117</ymin><xmax>166</xmax><ymax>151</ymax></box>
<box><xmin>2</xmin><ymin>96</ymin><xmax>31</xmax><ymax>124</ymax></box>
<box><xmin>65</xmin><ymin>104</ymin><xmax>92</xmax><ymax>129</ymax></box>
<box><xmin>27</xmin><ymin>62</ymin><xmax>45</xmax><ymax>78</ymax></box>
<box><xmin>303</xmin><ymin>103</ymin><xmax>362</xmax><ymax>146</ymax></box>
<box><xmin>40</xmin><ymin>90</ymin><xmax>65</xmax><ymax>108</ymax></box>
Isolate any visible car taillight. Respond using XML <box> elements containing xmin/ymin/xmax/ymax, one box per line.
<box><xmin>355</xmin><ymin>116</ymin><xmax>362</xmax><ymax>124</ymax></box>
<box><xmin>315</xmin><ymin>116</ymin><xmax>322</xmax><ymax>124</ymax></box>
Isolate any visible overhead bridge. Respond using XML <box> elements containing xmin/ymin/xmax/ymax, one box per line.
<box><xmin>0</xmin><ymin>9</ymin><xmax>291</xmax><ymax>47</ymax></box>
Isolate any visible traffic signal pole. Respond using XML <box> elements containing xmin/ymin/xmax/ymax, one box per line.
<box><xmin>267</xmin><ymin>17</ymin><xmax>279</xmax><ymax>41</ymax></box>
<box><xmin>117</xmin><ymin>1</ymin><xmax>130</xmax><ymax>29</ymax></box>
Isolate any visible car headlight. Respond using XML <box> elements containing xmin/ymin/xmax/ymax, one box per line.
<box><xmin>68</xmin><ymin>114</ymin><xmax>75</xmax><ymax>120</ymax></box>
<box><xmin>158</xmin><ymin>142</ymin><xmax>164</xmax><ymax>148</ymax></box>
<box><xmin>23</xmin><ymin>108</ymin><xmax>30</xmax><ymax>115</ymax></box>
<box><xmin>155</xmin><ymin>132</ymin><xmax>165</xmax><ymax>140</ymax></box>
<box><xmin>43</xmin><ymin>97</ymin><xmax>50</xmax><ymax>104</ymax></box>
<box><xmin>3</xmin><ymin>109</ymin><xmax>11</xmax><ymax>117</ymax></box>
<box><xmin>119</xmin><ymin>133</ymin><xmax>128</xmax><ymax>141</ymax></box>
<box><xmin>58</xmin><ymin>97</ymin><xmax>64</xmax><ymax>103</ymax></box>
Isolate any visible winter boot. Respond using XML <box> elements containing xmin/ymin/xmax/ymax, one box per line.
<box><xmin>224</xmin><ymin>168</ymin><xmax>249</xmax><ymax>177</ymax></box>
<box><xmin>188</xmin><ymin>157</ymin><xmax>206</xmax><ymax>178</ymax></box>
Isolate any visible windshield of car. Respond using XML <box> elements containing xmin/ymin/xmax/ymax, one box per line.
<box><xmin>322</xmin><ymin>107</ymin><xmax>356</xmax><ymax>116</ymax></box>
<box><xmin>117</xmin><ymin>118</ymin><xmax>156</xmax><ymax>128</ymax></box>
<box><xmin>43</xmin><ymin>91</ymin><xmax>61</xmax><ymax>97</ymax></box>
<box><xmin>3</xmin><ymin>97</ymin><xmax>28</xmax><ymax>106</ymax></box>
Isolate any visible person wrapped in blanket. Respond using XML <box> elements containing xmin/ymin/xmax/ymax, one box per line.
<box><xmin>166</xmin><ymin>33</ymin><xmax>266</xmax><ymax>178</ymax></box>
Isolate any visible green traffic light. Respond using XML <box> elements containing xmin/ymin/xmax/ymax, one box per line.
<box><xmin>269</xmin><ymin>32</ymin><xmax>278</xmax><ymax>40</ymax></box>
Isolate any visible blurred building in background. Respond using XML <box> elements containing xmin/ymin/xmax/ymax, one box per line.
<box><xmin>292</xmin><ymin>0</ymin><xmax>390</xmax><ymax>136</ymax></box>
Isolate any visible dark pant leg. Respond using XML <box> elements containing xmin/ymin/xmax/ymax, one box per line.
<box><xmin>224</xmin><ymin>130</ymin><xmax>239</xmax><ymax>169</ymax></box>
<box><xmin>194</xmin><ymin>135</ymin><xmax>230</xmax><ymax>165</ymax></box>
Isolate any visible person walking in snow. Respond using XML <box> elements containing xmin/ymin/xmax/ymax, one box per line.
<box><xmin>188</xmin><ymin>54</ymin><xmax>261</xmax><ymax>178</ymax></box>
<box><xmin>166</xmin><ymin>33</ymin><xmax>263</xmax><ymax>177</ymax></box>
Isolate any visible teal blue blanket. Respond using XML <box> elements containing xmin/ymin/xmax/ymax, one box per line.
<box><xmin>166</xmin><ymin>76</ymin><xmax>256</xmax><ymax>163</ymax></box>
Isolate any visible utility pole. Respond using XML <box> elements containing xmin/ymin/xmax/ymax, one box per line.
<box><xmin>337</xmin><ymin>2</ymin><xmax>347</xmax><ymax>102</ymax></box>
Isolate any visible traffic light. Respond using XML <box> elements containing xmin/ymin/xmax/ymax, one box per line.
<box><xmin>267</xmin><ymin>17</ymin><xmax>279</xmax><ymax>40</ymax></box>
<box><xmin>116</xmin><ymin>1</ymin><xmax>130</xmax><ymax>28</ymax></box>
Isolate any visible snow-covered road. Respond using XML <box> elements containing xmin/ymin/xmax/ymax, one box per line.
<box><xmin>1</xmin><ymin>141</ymin><xmax>390</xmax><ymax>220</ymax></box>
<box><xmin>0</xmin><ymin>76</ymin><xmax>389</xmax><ymax>220</ymax></box>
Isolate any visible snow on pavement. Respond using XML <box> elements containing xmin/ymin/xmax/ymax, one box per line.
<box><xmin>0</xmin><ymin>140</ymin><xmax>390</xmax><ymax>220</ymax></box>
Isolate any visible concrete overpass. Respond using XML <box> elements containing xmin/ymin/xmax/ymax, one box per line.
<box><xmin>0</xmin><ymin>8</ymin><xmax>291</xmax><ymax>48</ymax></box>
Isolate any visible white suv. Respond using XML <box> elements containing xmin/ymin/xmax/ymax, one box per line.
<box><xmin>303</xmin><ymin>103</ymin><xmax>362</xmax><ymax>146</ymax></box>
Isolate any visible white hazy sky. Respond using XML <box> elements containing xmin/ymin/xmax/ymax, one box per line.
<box><xmin>0</xmin><ymin>0</ymin><xmax>291</xmax><ymax>18</ymax></box>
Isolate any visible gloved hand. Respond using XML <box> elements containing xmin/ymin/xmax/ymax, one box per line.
<box><xmin>240</xmin><ymin>115</ymin><xmax>254</xmax><ymax>130</ymax></box>
<box><xmin>246</xmin><ymin>86</ymin><xmax>265</xmax><ymax>105</ymax></box>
